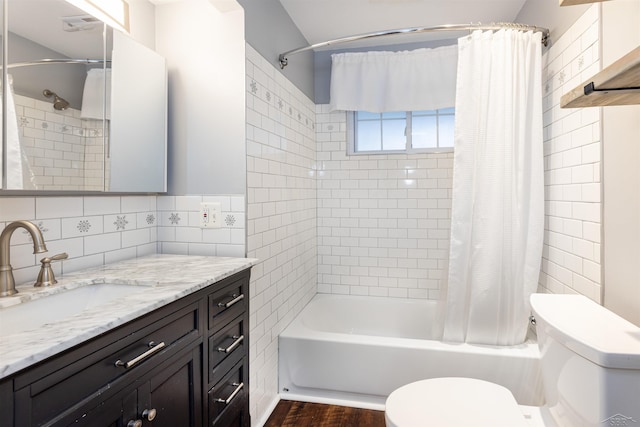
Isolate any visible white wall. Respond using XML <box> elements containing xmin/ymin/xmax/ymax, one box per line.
<box><xmin>537</xmin><ymin>5</ymin><xmax>602</xmax><ymax>301</ymax></box>
<box><xmin>127</xmin><ymin>0</ymin><xmax>157</xmax><ymax>50</ymax></box>
<box><xmin>516</xmin><ymin>0</ymin><xmax>591</xmax><ymax>45</ymax></box>
<box><xmin>519</xmin><ymin>0</ymin><xmax>640</xmax><ymax>326</ymax></box>
<box><xmin>155</xmin><ymin>0</ymin><xmax>246</xmax><ymax>195</ymax></box>
<box><xmin>245</xmin><ymin>44</ymin><xmax>317</xmax><ymax>426</ymax></box>
<box><xmin>316</xmin><ymin>108</ymin><xmax>453</xmax><ymax>299</ymax></box>
<box><xmin>602</xmin><ymin>0</ymin><xmax>640</xmax><ymax>325</ymax></box>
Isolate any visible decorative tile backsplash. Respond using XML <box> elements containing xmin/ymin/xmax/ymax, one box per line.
<box><xmin>0</xmin><ymin>196</ymin><xmax>157</xmax><ymax>285</ymax></box>
<box><xmin>156</xmin><ymin>195</ymin><xmax>245</xmax><ymax>257</ymax></box>
<box><xmin>0</xmin><ymin>194</ymin><xmax>245</xmax><ymax>287</ymax></box>
<box><xmin>538</xmin><ymin>5</ymin><xmax>602</xmax><ymax>302</ymax></box>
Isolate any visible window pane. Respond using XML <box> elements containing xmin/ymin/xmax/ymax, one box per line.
<box><xmin>356</xmin><ymin>120</ymin><xmax>381</xmax><ymax>151</ymax></box>
<box><xmin>382</xmin><ymin>119</ymin><xmax>406</xmax><ymax>150</ymax></box>
<box><xmin>357</xmin><ymin>111</ymin><xmax>380</xmax><ymax>120</ymax></box>
<box><xmin>438</xmin><ymin>114</ymin><xmax>455</xmax><ymax>148</ymax></box>
<box><xmin>382</xmin><ymin>111</ymin><xmax>406</xmax><ymax>119</ymax></box>
<box><xmin>411</xmin><ymin>115</ymin><xmax>437</xmax><ymax>149</ymax></box>
<box><xmin>413</xmin><ymin>110</ymin><xmax>436</xmax><ymax>117</ymax></box>
<box><xmin>351</xmin><ymin>109</ymin><xmax>455</xmax><ymax>155</ymax></box>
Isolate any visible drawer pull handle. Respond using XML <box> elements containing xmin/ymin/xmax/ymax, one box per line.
<box><xmin>115</xmin><ymin>341</ymin><xmax>166</xmax><ymax>369</ymax></box>
<box><xmin>218</xmin><ymin>293</ymin><xmax>244</xmax><ymax>308</ymax></box>
<box><xmin>216</xmin><ymin>382</ymin><xmax>244</xmax><ymax>405</ymax></box>
<box><xmin>217</xmin><ymin>335</ymin><xmax>244</xmax><ymax>353</ymax></box>
<box><xmin>127</xmin><ymin>420</ymin><xmax>142</xmax><ymax>427</ymax></box>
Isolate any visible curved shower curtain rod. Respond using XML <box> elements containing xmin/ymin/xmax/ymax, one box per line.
<box><xmin>278</xmin><ymin>22</ymin><xmax>550</xmax><ymax>69</ymax></box>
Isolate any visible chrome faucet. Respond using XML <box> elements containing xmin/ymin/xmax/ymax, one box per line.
<box><xmin>0</xmin><ymin>220</ymin><xmax>48</xmax><ymax>297</ymax></box>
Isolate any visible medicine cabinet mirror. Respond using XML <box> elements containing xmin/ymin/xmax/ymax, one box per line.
<box><xmin>1</xmin><ymin>0</ymin><xmax>167</xmax><ymax>192</ymax></box>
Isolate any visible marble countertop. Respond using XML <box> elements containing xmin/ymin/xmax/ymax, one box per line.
<box><xmin>0</xmin><ymin>254</ymin><xmax>256</xmax><ymax>379</ymax></box>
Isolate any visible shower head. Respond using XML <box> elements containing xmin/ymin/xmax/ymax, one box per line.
<box><xmin>43</xmin><ymin>89</ymin><xmax>70</xmax><ymax>111</ymax></box>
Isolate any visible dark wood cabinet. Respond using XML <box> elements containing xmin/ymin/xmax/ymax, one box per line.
<box><xmin>0</xmin><ymin>268</ymin><xmax>250</xmax><ymax>427</ymax></box>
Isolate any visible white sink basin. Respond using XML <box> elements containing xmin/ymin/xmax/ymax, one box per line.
<box><xmin>0</xmin><ymin>284</ymin><xmax>146</xmax><ymax>337</ymax></box>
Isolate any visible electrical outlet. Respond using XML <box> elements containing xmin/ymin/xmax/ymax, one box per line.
<box><xmin>199</xmin><ymin>202</ymin><xmax>222</xmax><ymax>228</ymax></box>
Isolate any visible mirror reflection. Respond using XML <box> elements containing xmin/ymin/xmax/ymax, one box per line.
<box><xmin>1</xmin><ymin>0</ymin><xmax>167</xmax><ymax>192</ymax></box>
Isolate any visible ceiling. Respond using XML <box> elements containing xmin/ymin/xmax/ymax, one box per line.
<box><xmin>8</xmin><ymin>0</ymin><xmax>530</xmax><ymax>59</ymax></box>
<box><xmin>9</xmin><ymin>0</ymin><xmax>109</xmax><ymax>59</ymax></box>
<box><xmin>277</xmin><ymin>0</ymin><xmax>529</xmax><ymax>49</ymax></box>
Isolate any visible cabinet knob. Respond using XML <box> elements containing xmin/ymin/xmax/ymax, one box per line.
<box><xmin>143</xmin><ymin>408</ymin><xmax>157</xmax><ymax>421</ymax></box>
<box><xmin>127</xmin><ymin>420</ymin><xmax>142</xmax><ymax>427</ymax></box>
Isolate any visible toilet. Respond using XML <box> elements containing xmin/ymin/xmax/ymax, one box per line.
<box><xmin>385</xmin><ymin>294</ymin><xmax>640</xmax><ymax>427</ymax></box>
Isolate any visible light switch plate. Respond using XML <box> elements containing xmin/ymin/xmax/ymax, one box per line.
<box><xmin>199</xmin><ymin>202</ymin><xmax>222</xmax><ymax>228</ymax></box>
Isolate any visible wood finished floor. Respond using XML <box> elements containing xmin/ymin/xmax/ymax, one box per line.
<box><xmin>264</xmin><ymin>400</ymin><xmax>386</xmax><ymax>427</ymax></box>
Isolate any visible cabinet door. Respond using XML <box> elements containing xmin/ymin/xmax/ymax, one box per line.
<box><xmin>66</xmin><ymin>389</ymin><xmax>137</xmax><ymax>427</ymax></box>
<box><xmin>137</xmin><ymin>345</ymin><xmax>203</xmax><ymax>427</ymax></box>
<box><xmin>61</xmin><ymin>344</ymin><xmax>202</xmax><ymax>427</ymax></box>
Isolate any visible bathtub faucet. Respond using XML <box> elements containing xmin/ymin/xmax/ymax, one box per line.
<box><xmin>0</xmin><ymin>220</ymin><xmax>48</xmax><ymax>297</ymax></box>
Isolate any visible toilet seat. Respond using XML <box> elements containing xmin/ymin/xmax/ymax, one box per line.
<box><xmin>385</xmin><ymin>377</ymin><xmax>529</xmax><ymax>427</ymax></box>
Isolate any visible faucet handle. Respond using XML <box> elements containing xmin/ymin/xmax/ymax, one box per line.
<box><xmin>34</xmin><ymin>252</ymin><xmax>68</xmax><ymax>287</ymax></box>
<box><xmin>41</xmin><ymin>252</ymin><xmax>69</xmax><ymax>264</ymax></box>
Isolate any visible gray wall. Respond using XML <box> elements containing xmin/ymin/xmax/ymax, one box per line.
<box><xmin>516</xmin><ymin>0</ymin><xmax>590</xmax><ymax>42</ymax></box>
<box><xmin>237</xmin><ymin>0</ymin><xmax>314</xmax><ymax>101</ymax></box>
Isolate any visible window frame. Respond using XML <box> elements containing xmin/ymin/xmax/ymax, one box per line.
<box><xmin>347</xmin><ymin>109</ymin><xmax>455</xmax><ymax>156</ymax></box>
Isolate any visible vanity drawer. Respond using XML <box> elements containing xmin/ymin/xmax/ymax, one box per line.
<box><xmin>208</xmin><ymin>276</ymin><xmax>247</xmax><ymax>332</ymax></box>
<box><xmin>14</xmin><ymin>300</ymin><xmax>201</xmax><ymax>427</ymax></box>
<box><xmin>209</xmin><ymin>315</ymin><xmax>246</xmax><ymax>384</ymax></box>
<box><xmin>208</xmin><ymin>360</ymin><xmax>248</xmax><ymax>427</ymax></box>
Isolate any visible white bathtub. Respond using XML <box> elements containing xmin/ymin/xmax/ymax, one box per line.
<box><xmin>279</xmin><ymin>294</ymin><xmax>543</xmax><ymax>410</ymax></box>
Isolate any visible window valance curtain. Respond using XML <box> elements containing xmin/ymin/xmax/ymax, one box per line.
<box><xmin>329</xmin><ymin>44</ymin><xmax>458</xmax><ymax>113</ymax></box>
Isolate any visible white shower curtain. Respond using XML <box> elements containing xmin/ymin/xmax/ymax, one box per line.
<box><xmin>441</xmin><ymin>30</ymin><xmax>544</xmax><ymax>346</ymax></box>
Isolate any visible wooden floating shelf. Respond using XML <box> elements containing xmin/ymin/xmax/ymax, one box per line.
<box><xmin>561</xmin><ymin>45</ymin><xmax>640</xmax><ymax>108</ymax></box>
<box><xmin>559</xmin><ymin>0</ymin><xmax>609</xmax><ymax>6</ymax></box>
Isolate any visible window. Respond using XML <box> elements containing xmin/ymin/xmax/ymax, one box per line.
<box><xmin>347</xmin><ymin>108</ymin><xmax>455</xmax><ymax>155</ymax></box>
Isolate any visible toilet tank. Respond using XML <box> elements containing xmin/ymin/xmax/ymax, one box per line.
<box><xmin>530</xmin><ymin>294</ymin><xmax>640</xmax><ymax>427</ymax></box>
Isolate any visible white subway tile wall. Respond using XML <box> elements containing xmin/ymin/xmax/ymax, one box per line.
<box><xmin>14</xmin><ymin>95</ymin><xmax>106</xmax><ymax>191</ymax></box>
<box><xmin>539</xmin><ymin>5</ymin><xmax>602</xmax><ymax>302</ymax></box>
<box><xmin>316</xmin><ymin>105</ymin><xmax>453</xmax><ymax>299</ymax></box>
<box><xmin>0</xmin><ymin>194</ymin><xmax>245</xmax><ymax>286</ymax></box>
<box><xmin>245</xmin><ymin>44</ymin><xmax>317</xmax><ymax>424</ymax></box>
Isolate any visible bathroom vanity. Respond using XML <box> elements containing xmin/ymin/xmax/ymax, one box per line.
<box><xmin>0</xmin><ymin>255</ymin><xmax>254</xmax><ymax>427</ymax></box>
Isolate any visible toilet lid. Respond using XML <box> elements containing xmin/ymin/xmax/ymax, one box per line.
<box><xmin>385</xmin><ymin>378</ymin><xmax>528</xmax><ymax>427</ymax></box>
